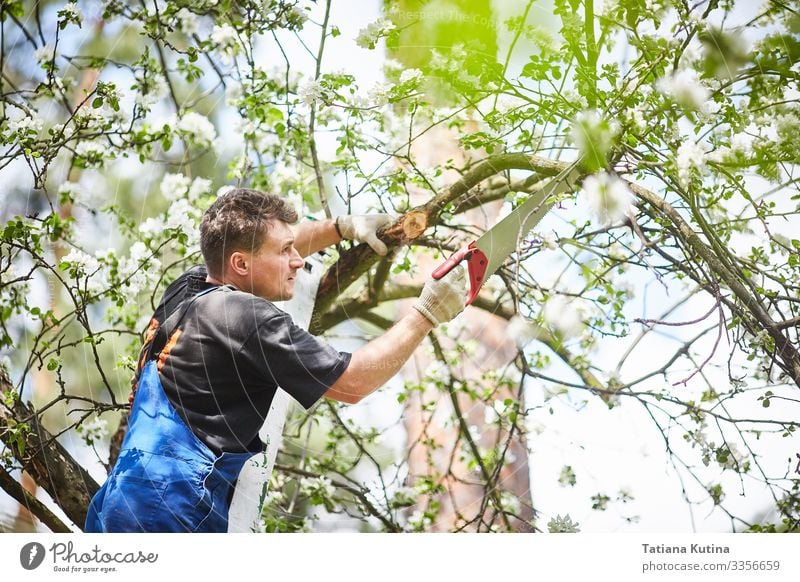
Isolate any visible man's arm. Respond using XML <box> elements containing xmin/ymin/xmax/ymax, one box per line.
<box><xmin>292</xmin><ymin>214</ymin><xmax>394</xmax><ymax>258</ymax></box>
<box><xmin>324</xmin><ymin>310</ymin><xmax>433</xmax><ymax>404</ymax></box>
<box><xmin>292</xmin><ymin>219</ymin><xmax>340</xmax><ymax>258</ymax></box>
<box><xmin>324</xmin><ymin>266</ymin><xmax>467</xmax><ymax>404</ymax></box>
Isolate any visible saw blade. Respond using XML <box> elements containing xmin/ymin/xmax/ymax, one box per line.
<box><xmin>473</xmin><ymin>161</ymin><xmax>583</xmax><ymax>278</ymax></box>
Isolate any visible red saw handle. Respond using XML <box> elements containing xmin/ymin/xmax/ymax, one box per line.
<box><xmin>432</xmin><ymin>241</ymin><xmax>488</xmax><ymax>306</ymax></box>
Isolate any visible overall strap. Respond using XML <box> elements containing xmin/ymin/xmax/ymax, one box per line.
<box><xmin>146</xmin><ymin>285</ymin><xmax>220</xmax><ymax>362</ymax></box>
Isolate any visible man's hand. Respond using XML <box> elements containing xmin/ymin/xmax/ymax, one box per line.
<box><xmin>336</xmin><ymin>214</ymin><xmax>394</xmax><ymax>256</ymax></box>
<box><xmin>413</xmin><ymin>266</ymin><xmax>467</xmax><ymax>326</ymax></box>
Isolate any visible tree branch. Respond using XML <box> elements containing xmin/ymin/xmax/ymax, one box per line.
<box><xmin>0</xmin><ymin>466</ymin><xmax>72</xmax><ymax>532</ymax></box>
<box><xmin>0</xmin><ymin>367</ymin><xmax>99</xmax><ymax>531</ymax></box>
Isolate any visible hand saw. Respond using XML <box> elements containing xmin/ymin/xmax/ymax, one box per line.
<box><xmin>432</xmin><ymin>161</ymin><xmax>583</xmax><ymax>305</ymax></box>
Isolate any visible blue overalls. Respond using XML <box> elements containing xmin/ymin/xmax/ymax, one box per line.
<box><xmin>85</xmin><ymin>288</ymin><xmax>255</xmax><ymax>532</ymax></box>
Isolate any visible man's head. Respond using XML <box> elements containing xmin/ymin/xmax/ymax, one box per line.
<box><xmin>200</xmin><ymin>188</ymin><xmax>304</xmax><ymax>301</ymax></box>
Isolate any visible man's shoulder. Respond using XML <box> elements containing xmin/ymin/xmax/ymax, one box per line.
<box><xmin>200</xmin><ymin>287</ymin><xmax>289</xmax><ymax>323</ymax></box>
<box><xmin>172</xmin><ymin>265</ymin><xmax>209</xmax><ymax>293</ymax></box>
<box><xmin>153</xmin><ymin>265</ymin><xmax>211</xmax><ymax>321</ymax></box>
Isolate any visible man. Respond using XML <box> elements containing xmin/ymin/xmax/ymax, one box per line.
<box><xmin>85</xmin><ymin>188</ymin><xmax>466</xmax><ymax>532</ymax></box>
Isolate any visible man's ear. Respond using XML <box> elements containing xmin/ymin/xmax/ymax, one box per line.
<box><xmin>228</xmin><ymin>250</ymin><xmax>250</xmax><ymax>277</ymax></box>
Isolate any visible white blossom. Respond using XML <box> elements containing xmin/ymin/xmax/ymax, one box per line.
<box><xmin>657</xmin><ymin>68</ymin><xmax>710</xmax><ymax>111</ymax></box>
<box><xmin>368</xmin><ymin>81</ymin><xmax>394</xmax><ymax>107</ymax></box>
<box><xmin>74</xmin><ymin>107</ymin><xmax>110</xmax><ymax>130</ymax></box>
<box><xmin>719</xmin><ymin>442</ymin><xmax>748</xmax><ymax>470</ymax></box>
<box><xmin>730</xmin><ymin>126</ymin><xmax>756</xmax><ymax>155</ymax></box>
<box><xmin>119</xmin><ymin>245</ymin><xmax>161</xmax><ymax>296</ymax></box>
<box><xmin>34</xmin><ymin>44</ymin><xmax>55</xmax><ymax>64</ymax></box>
<box><xmin>257</xmin><ymin>131</ymin><xmax>279</xmax><ymax>152</ymax></box>
<box><xmin>62</xmin><ymin>248</ymin><xmax>98</xmax><ymax>273</ymax></box>
<box><xmin>176</xmin><ymin>112</ymin><xmax>217</xmax><ymax>147</ymax></box>
<box><xmin>262</xmin><ymin>489</ymin><xmax>284</xmax><ymax>505</ymax></box>
<box><xmin>78</xmin><ymin>417</ymin><xmax>108</xmax><ymax>445</ymax></box>
<box><xmin>407</xmin><ymin>509</ymin><xmax>432</xmax><ymax>531</ymax></box>
<box><xmin>139</xmin><ymin>217</ymin><xmax>165</xmax><ymax>239</ymax></box>
<box><xmin>75</xmin><ymin>140</ymin><xmax>106</xmax><ymax>159</ymax></box>
<box><xmin>128</xmin><ymin>241</ymin><xmax>149</xmax><ymax>265</ymax></box>
<box><xmin>608</xmin><ymin>243</ymin><xmax>629</xmax><ymax>262</ymax></box>
<box><xmin>542</xmin><ymin>295</ymin><xmax>584</xmax><ymax>337</ymax></box>
<box><xmin>63</xmin><ymin>248</ymin><xmax>109</xmax><ymax>294</ymax></box>
<box><xmin>135</xmin><ymin>75</ymin><xmax>168</xmax><ymax>109</ymax></box>
<box><xmin>541</xmin><ymin>232</ymin><xmax>558</xmax><ymax>250</ymax></box>
<box><xmin>61</xmin><ymin>2</ymin><xmax>82</xmax><ymax>22</ymax></box>
<box><xmin>166</xmin><ymin>198</ymin><xmax>199</xmax><ymax>234</ymax></box>
<box><xmin>506</xmin><ymin>315</ymin><xmax>541</xmax><ymax>349</ymax></box>
<box><xmin>629</xmin><ymin>105</ymin><xmax>647</xmax><ymax>131</ymax></box>
<box><xmin>188</xmin><ymin>177</ymin><xmax>212</xmax><ymax>202</ymax></box>
<box><xmin>299</xmin><ymin>476</ymin><xmax>335</xmax><ymax>498</ymax></box>
<box><xmin>7</xmin><ymin>116</ymin><xmax>43</xmax><ymax>136</ymax></box>
<box><xmin>160</xmin><ymin>173</ymin><xmax>191</xmax><ymax>201</ymax></box>
<box><xmin>86</xmin><ymin>264</ymin><xmax>110</xmax><ymax>295</ymax></box>
<box><xmin>277</xmin><ymin>4</ymin><xmax>308</xmax><ymax>28</ymax></box>
<box><xmin>225</xmin><ymin>82</ymin><xmax>243</xmax><ymax>105</ymax></box>
<box><xmin>679</xmin><ymin>41</ymin><xmax>703</xmax><ymax>68</ymax></box>
<box><xmin>210</xmin><ymin>24</ymin><xmax>239</xmax><ymax>60</ymax></box>
<box><xmin>355</xmin><ymin>18</ymin><xmax>395</xmax><ymax>50</ymax></box>
<box><xmin>484</xmin><ymin>400</ymin><xmax>509</xmax><ymax>424</ymax></box>
<box><xmin>53</xmin><ymin>75</ymin><xmax>75</xmax><ymax>94</ymax></box>
<box><xmin>570</xmin><ymin>109</ymin><xmax>616</xmax><ymax>165</ymax></box>
<box><xmin>582</xmin><ymin>172</ymin><xmax>635</xmax><ymax>227</ymax></box>
<box><xmin>494</xmin><ymin>93</ymin><xmax>528</xmax><ymax>115</ymax></box>
<box><xmin>298</xmin><ymin>80</ymin><xmax>324</xmax><ymax>106</ymax></box>
<box><xmin>547</xmin><ymin>514</ymin><xmax>581</xmax><ymax>533</ymax></box>
<box><xmin>175</xmin><ymin>8</ymin><xmax>198</xmax><ymax>36</ymax></box>
<box><xmin>233</xmin><ymin>117</ymin><xmax>256</xmax><ymax>137</ymax></box>
<box><xmin>58</xmin><ymin>180</ymin><xmax>103</xmax><ymax>207</ymax></box>
<box><xmin>399</xmin><ymin>68</ymin><xmax>423</xmax><ymax>85</ymax></box>
<box><xmin>498</xmin><ymin>491</ymin><xmax>521</xmax><ymax>515</ymax></box>
<box><xmin>676</xmin><ymin>140</ymin><xmax>707</xmax><ymax>187</ymax></box>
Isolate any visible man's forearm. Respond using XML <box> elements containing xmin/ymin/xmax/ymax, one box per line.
<box><xmin>325</xmin><ymin>310</ymin><xmax>434</xmax><ymax>404</ymax></box>
<box><xmin>293</xmin><ymin>219</ymin><xmax>341</xmax><ymax>258</ymax></box>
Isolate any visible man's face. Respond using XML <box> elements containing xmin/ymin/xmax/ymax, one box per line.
<box><xmin>243</xmin><ymin>220</ymin><xmax>304</xmax><ymax>301</ymax></box>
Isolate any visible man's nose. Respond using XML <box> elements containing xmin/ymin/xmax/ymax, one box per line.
<box><xmin>289</xmin><ymin>248</ymin><xmax>304</xmax><ymax>268</ymax></box>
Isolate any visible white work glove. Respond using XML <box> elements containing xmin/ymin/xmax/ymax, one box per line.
<box><xmin>413</xmin><ymin>266</ymin><xmax>467</xmax><ymax>326</ymax></box>
<box><xmin>336</xmin><ymin>214</ymin><xmax>394</xmax><ymax>256</ymax></box>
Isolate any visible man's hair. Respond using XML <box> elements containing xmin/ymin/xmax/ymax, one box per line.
<box><xmin>200</xmin><ymin>188</ymin><xmax>298</xmax><ymax>277</ymax></box>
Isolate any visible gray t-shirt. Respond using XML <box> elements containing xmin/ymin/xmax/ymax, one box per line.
<box><xmin>137</xmin><ymin>266</ymin><xmax>350</xmax><ymax>455</ymax></box>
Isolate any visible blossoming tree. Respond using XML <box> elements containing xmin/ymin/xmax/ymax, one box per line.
<box><xmin>1</xmin><ymin>0</ymin><xmax>799</xmax><ymax>532</ymax></box>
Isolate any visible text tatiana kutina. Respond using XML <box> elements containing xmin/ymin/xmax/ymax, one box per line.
<box><xmin>50</xmin><ymin>542</ymin><xmax>158</xmax><ymax>564</ymax></box>
<box><xmin>642</xmin><ymin>544</ymin><xmax>730</xmax><ymax>554</ymax></box>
